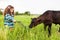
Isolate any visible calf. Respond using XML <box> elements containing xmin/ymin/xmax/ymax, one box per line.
<box><xmin>29</xmin><ymin>10</ymin><xmax>60</xmax><ymax>37</ymax></box>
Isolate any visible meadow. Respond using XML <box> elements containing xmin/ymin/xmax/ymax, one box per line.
<box><xmin>0</xmin><ymin>15</ymin><xmax>60</xmax><ymax>40</ymax></box>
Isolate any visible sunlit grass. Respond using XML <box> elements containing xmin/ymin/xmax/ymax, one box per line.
<box><xmin>0</xmin><ymin>15</ymin><xmax>60</xmax><ymax>40</ymax></box>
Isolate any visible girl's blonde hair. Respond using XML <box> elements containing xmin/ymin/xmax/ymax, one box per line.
<box><xmin>3</xmin><ymin>5</ymin><xmax>14</xmax><ymax>16</ymax></box>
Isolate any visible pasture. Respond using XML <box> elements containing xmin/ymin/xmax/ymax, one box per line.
<box><xmin>0</xmin><ymin>15</ymin><xmax>60</xmax><ymax>40</ymax></box>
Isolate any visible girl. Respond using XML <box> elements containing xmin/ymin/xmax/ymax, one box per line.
<box><xmin>3</xmin><ymin>5</ymin><xmax>16</xmax><ymax>31</ymax></box>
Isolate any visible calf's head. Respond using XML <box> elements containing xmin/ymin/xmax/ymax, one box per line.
<box><xmin>29</xmin><ymin>18</ymin><xmax>42</xmax><ymax>28</ymax></box>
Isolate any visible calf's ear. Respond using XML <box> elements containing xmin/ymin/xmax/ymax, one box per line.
<box><xmin>37</xmin><ymin>19</ymin><xmax>40</xmax><ymax>21</ymax></box>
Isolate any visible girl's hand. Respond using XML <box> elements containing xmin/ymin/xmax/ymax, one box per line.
<box><xmin>13</xmin><ymin>20</ymin><xmax>16</xmax><ymax>23</ymax></box>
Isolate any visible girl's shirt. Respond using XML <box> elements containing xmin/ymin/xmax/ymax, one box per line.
<box><xmin>4</xmin><ymin>13</ymin><xmax>14</xmax><ymax>27</ymax></box>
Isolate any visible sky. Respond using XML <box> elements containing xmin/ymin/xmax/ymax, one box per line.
<box><xmin>0</xmin><ymin>0</ymin><xmax>60</xmax><ymax>14</ymax></box>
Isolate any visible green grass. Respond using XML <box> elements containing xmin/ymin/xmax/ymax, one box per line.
<box><xmin>0</xmin><ymin>15</ymin><xmax>60</xmax><ymax>40</ymax></box>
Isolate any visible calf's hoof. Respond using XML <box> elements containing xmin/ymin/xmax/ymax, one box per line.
<box><xmin>58</xmin><ymin>28</ymin><xmax>60</xmax><ymax>32</ymax></box>
<box><xmin>58</xmin><ymin>30</ymin><xmax>60</xmax><ymax>32</ymax></box>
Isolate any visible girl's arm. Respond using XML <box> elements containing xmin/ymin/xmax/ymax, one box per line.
<box><xmin>5</xmin><ymin>14</ymin><xmax>14</xmax><ymax>22</ymax></box>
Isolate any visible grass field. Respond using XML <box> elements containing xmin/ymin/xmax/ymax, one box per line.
<box><xmin>0</xmin><ymin>15</ymin><xmax>60</xmax><ymax>40</ymax></box>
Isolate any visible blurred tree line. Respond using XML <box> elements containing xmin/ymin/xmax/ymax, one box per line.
<box><xmin>0</xmin><ymin>10</ymin><xmax>2</xmax><ymax>15</ymax></box>
<box><xmin>15</xmin><ymin>11</ymin><xmax>30</xmax><ymax>15</ymax></box>
<box><xmin>0</xmin><ymin>10</ymin><xmax>31</xmax><ymax>15</ymax></box>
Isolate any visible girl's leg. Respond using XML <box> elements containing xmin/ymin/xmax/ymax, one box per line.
<box><xmin>4</xmin><ymin>25</ymin><xmax>9</xmax><ymax>29</ymax></box>
<box><xmin>9</xmin><ymin>26</ymin><xmax>14</xmax><ymax>32</ymax></box>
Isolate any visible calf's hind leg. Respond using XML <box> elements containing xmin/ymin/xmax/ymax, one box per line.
<box><xmin>58</xmin><ymin>24</ymin><xmax>60</xmax><ymax>32</ymax></box>
<box><xmin>48</xmin><ymin>24</ymin><xmax>52</xmax><ymax>37</ymax></box>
